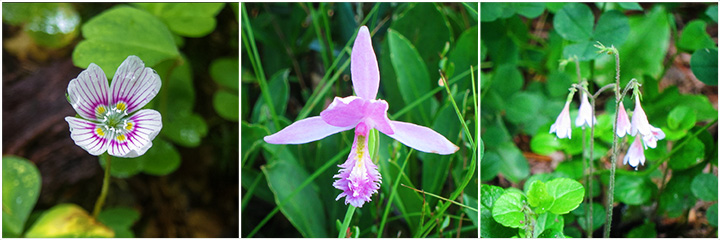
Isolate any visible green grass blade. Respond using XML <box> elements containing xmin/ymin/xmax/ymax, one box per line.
<box><xmin>377</xmin><ymin>149</ymin><xmax>413</xmax><ymax>237</ymax></box>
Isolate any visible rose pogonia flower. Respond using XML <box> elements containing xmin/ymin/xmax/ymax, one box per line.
<box><xmin>641</xmin><ymin>126</ymin><xmax>665</xmax><ymax>149</ymax></box>
<box><xmin>65</xmin><ymin>56</ymin><xmax>162</xmax><ymax>158</ymax></box>
<box><xmin>550</xmin><ymin>101</ymin><xmax>572</xmax><ymax>139</ymax></box>
<box><xmin>575</xmin><ymin>92</ymin><xmax>596</xmax><ymax>128</ymax></box>
<box><xmin>630</xmin><ymin>97</ymin><xmax>651</xmax><ymax>136</ymax></box>
<box><xmin>623</xmin><ymin>136</ymin><xmax>645</xmax><ymax>170</ymax></box>
<box><xmin>615</xmin><ymin>103</ymin><xmax>631</xmax><ymax>137</ymax></box>
<box><xmin>264</xmin><ymin>26</ymin><xmax>458</xmax><ymax>208</ymax></box>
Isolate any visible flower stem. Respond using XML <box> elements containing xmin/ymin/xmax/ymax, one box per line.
<box><xmin>92</xmin><ymin>154</ymin><xmax>111</xmax><ymax>218</ymax></box>
<box><xmin>339</xmin><ymin>205</ymin><xmax>357</xmax><ymax>238</ymax></box>
<box><xmin>604</xmin><ymin>46</ymin><xmax>621</xmax><ymax>238</ymax></box>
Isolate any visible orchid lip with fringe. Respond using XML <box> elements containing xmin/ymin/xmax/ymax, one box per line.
<box><xmin>263</xmin><ymin>26</ymin><xmax>459</xmax><ymax>208</ymax></box>
<box><xmin>65</xmin><ymin>55</ymin><xmax>163</xmax><ymax>158</ymax></box>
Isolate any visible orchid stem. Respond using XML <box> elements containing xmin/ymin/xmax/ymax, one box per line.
<box><xmin>339</xmin><ymin>205</ymin><xmax>357</xmax><ymax>238</ymax></box>
<box><xmin>92</xmin><ymin>154</ymin><xmax>111</xmax><ymax>218</ymax></box>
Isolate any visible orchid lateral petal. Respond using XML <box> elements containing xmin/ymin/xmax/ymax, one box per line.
<box><xmin>107</xmin><ymin>109</ymin><xmax>162</xmax><ymax>158</ymax></box>
<box><xmin>65</xmin><ymin>117</ymin><xmax>109</xmax><ymax>156</ymax></box>
<box><xmin>320</xmin><ymin>96</ymin><xmax>365</xmax><ymax>127</ymax></box>
<box><xmin>351</xmin><ymin>26</ymin><xmax>380</xmax><ymax>100</ymax></box>
<box><xmin>67</xmin><ymin>63</ymin><xmax>110</xmax><ymax>120</ymax></box>
<box><xmin>365</xmin><ymin>100</ymin><xmax>394</xmax><ymax>135</ymax></box>
<box><xmin>109</xmin><ymin>55</ymin><xmax>161</xmax><ymax>114</ymax></box>
<box><xmin>385</xmin><ymin>120</ymin><xmax>459</xmax><ymax>155</ymax></box>
<box><xmin>264</xmin><ymin>116</ymin><xmax>354</xmax><ymax>144</ymax></box>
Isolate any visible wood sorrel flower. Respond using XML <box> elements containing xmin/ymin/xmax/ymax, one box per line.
<box><xmin>575</xmin><ymin>92</ymin><xmax>596</xmax><ymax>128</ymax></box>
<box><xmin>550</xmin><ymin>101</ymin><xmax>572</xmax><ymax>139</ymax></box>
<box><xmin>615</xmin><ymin>103</ymin><xmax>631</xmax><ymax>137</ymax></box>
<box><xmin>264</xmin><ymin>26</ymin><xmax>458</xmax><ymax>208</ymax></box>
<box><xmin>65</xmin><ymin>56</ymin><xmax>162</xmax><ymax>158</ymax></box>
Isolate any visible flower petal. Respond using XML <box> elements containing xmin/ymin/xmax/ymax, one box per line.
<box><xmin>351</xmin><ymin>26</ymin><xmax>380</xmax><ymax>100</ymax></box>
<box><xmin>616</xmin><ymin>103</ymin><xmax>632</xmax><ymax>137</ymax></box>
<box><xmin>320</xmin><ymin>96</ymin><xmax>365</xmax><ymax>127</ymax></box>
<box><xmin>333</xmin><ymin>133</ymin><xmax>381</xmax><ymax>208</ymax></box>
<box><xmin>385</xmin><ymin>120</ymin><xmax>458</xmax><ymax>155</ymax></box>
<box><xmin>107</xmin><ymin>109</ymin><xmax>162</xmax><ymax>158</ymax></box>
<box><xmin>550</xmin><ymin>102</ymin><xmax>572</xmax><ymax>139</ymax></box>
<box><xmin>65</xmin><ymin>116</ymin><xmax>109</xmax><ymax>156</ymax></box>
<box><xmin>67</xmin><ymin>63</ymin><xmax>110</xmax><ymax>120</ymax></box>
<box><xmin>264</xmin><ymin>116</ymin><xmax>354</xmax><ymax>144</ymax></box>
<box><xmin>110</xmin><ymin>56</ymin><xmax>161</xmax><ymax>114</ymax></box>
<box><xmin>364</xmin><ymin>100</ymin><xmax>394</xmax><ymax>135</ymax></box>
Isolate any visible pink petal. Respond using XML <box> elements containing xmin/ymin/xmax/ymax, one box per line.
<box><xmin>264</xmin><ymin>116</ymin><xmax>354</xmax><ymax>144</ymax></box>
<box><xmin>550</xmin><ymin>102</ymin><xmax>572</xmax><ymax>139</ymax></box>
<box><xmin>384</xmin><ymin>120</ymin><xmax>459</xmax><ymax>155</ymax></box>
<box><xmin>67</xmin><ymin>63</ymin><xmax>110</xmax><ymax>120</ymax></box>
<box><xmin>575</xmin><ymin>93</ymin><xmax>596</xmax><ymax>127</ymax></box>
<box><xmin>364</xmin><ymin>100</ymin><xmax>394</xmax><ymax>135</ymax></box>
<box><xmin>616</xmin><ymin>103</ymin><xmax>631</xmax><ymax>137</ymax></box>
<box><xmin>351</xmin><ymin>26</ymin><xmax>380</xmax><ymax>100</ymax></box>
<box><xmin>630</xmin><ymin>97</ymin><xmax>651</xmax><ymax>136</ymax></box>
<box><xmin>110</xmin><ymin>56</ymin><xmax>161</xmax><ymax>114</ymax></box>
<box><xmin>320</xmin><ymin>96</ymin><xmax>365</xmax><ymax>127</ymax></box>
<box><xmin>623</xmin><ymin>136</ymin><xmax>645</xmax><ymax>170</ymax></box>
<box><xmin>65</xmin><ymin>116</ymin><xmax>109</xmax><ymax>156</ymax></box>
<box><xmin>108</xmin><ymin>110</ymin><xmax>163</xmax><ymax>158</ymax></box>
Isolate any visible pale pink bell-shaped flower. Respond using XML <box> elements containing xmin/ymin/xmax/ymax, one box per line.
<box><xmin>630</xmin><ymin>97</ymin><xmax>652</xmax><ymax>136</ymax></box>
<box><xmin>264</xmin><ymin>26</ymin><xmax>459</xmax><ymax>208</ymax></box>
<box><xmin>550</xmin><ymin>101</ymin><xmax>572</xmax><ymax>139</ymax></box>
<box><xmin>623</xmin><ymin>136</ymin><xmax>645</xmax><ymax>170</ymax></box>
<box><xmin>65</xmin><ymin>56</ymin><xmax>163</xmax><ymax>158</ymax></box>
<box><xmin>575</xmin><ymin>93</ymin><xmax>596</xmax><ymax>128</ymax></box>
<box><xmin>615</xmin><ymin>103</ymin><xmax>631</xmax><ymax>137</ymax></box>
<box><xmin>641</xmin><ymin>126</ymin><xmax>665</xmax><ymax>149</ymax></box>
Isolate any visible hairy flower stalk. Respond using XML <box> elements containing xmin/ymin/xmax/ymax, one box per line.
<box><xmin>264</xmin><ymin>26</ymin><xmax>458</xmax><ymax>208</ymax></box>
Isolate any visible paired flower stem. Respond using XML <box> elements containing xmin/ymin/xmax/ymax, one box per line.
<box><xmin>92</xmin><ymin>154</ymin><xmax>112</xmax><ymax>218</ymax></box>
<box><xmin>604</xmin><ymin>45</ymin><xmax>621</xmax><ymax>238</ymax></box>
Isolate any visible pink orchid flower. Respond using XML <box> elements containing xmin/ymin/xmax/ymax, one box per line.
<box><xmin>550</xmin><ymin>101</ymin><xmax>572</xmax><ymax>139</ymax></box>
<box><xmin>615</xmin><ymin>103</ymin><xmax>631</xmax><ymax>137</ymax></box>
<box><xmin>264</xmin><ymin>26</ymin><xmax>459</xmax><ymax>208</ymax></box>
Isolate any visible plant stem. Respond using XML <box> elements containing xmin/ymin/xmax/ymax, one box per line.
<box><xmin>576</xmin><ymin>58</ymin><xmax>593</xmax><ymax>238</ymax></box>
<box><xmin>339</xmin><ymin>205</ymin><xmax>357</xmax><ymax>238</ymax></box>
<box><xmin>92</xmin><ymin>154</ymin><xmax>111</xmax><ymax>218</ymax></box>
<box><xmin>604</xmin><ymin>47</ymin><xmax>621</xmax><ymax>238</ymax></box>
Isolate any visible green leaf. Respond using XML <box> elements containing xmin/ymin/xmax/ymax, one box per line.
<box><xmin>14</xmin><ymin>3</ymin><xmax>80</xmax><ymax>48</ymax></box>
<box><xmin>100</xmin><ymin>155</ymin><xmax>141</xmax><ymax>178</ymax></box>
<box><xmin>512</xmin><ymin>3</ymin><xmax>545</xmax><ymax>18</ymax></box>
<box><xmin>659</xmin><ymin>166</ymin><xmax>702</xmax><ymax>217</ymax></box>
<box><xmin>706</xmin><ymin>5</ymin><xmax>718</xmax><ymax>22</ymax></box>
<box><xmin>251</xmin><ymin>69</ymin><xmax>289</xmax><ymax>125</ymax></box>
<box><xmin>210</xmin><ymin>57</ymin><xmax>240</xmax><ymax>91</ymax></box>
<box><xmin>573</xmin><ymin>202</ymin><xmax>605</xmax><ymax>232</ymax></box>
<box><xmin>2</xmin><ymin>156</ymin><xmax>41</xmax><ymax>237</ymax></box>
<box><xmin>690</xmin><ymin>48</ymin><xmax>719</xmax><ymax>86</ymax></box>
<box><xmin>614</xmin><ymin>175</ymin><xmax>656</xmax><ymax>205</ymax></box>
<box><xmin>161</xmin><ymin>113</ymin><xmax>208</xmax><ymax>148</ymax></box>
<box><xmin>553</xmin><ymin>3</ymin><xmax>594</xmax><ymax>41</ymax></box>
<box><xmin>463</xmin><ymin>194</ymin><xmax>479</xmax><ymax>226</ymax></box>
<box><xmin>691</xmin><ymin>173</ymin><xmax>718</xmax><ymax>201</ymax></box>
<box><xmin>97</xmin><ymin>207</ymin><xmax>140</xmax><ymax>238</ymax></box>
<box><xmin>527</xmin><ymin>181</ymin><xmax>553</xmax><ymax>213</ymax></box>
<box><xmin>545</xmin><ymin>3</ymin><xmax>567</xmax><ymax>13</ymax></box>
<box><xmin>25</xmin><ymin>204</ymin><xmax>114</xmax><ymax>238</ymax></box>
<box><xmin>448</xmin><ymin>26</ymin><xmax>478</xmax><ymax>89</ymax></box>
<box><xmin>505</xmin><ymin>92</ymin><xmax>543</xmax><ymax>125</ymax></box>
<box><xmin>481</xmin><ymin>202</ymin><xmax>516</xmax><ymax>237</ymax></box>
<box><xmin>545</xmin><ymin>178</ymin><xmax>584</xmax><ymax>214</ymax></box>
<box><xmin>262</xmin><ymin>147</ymin><xmax>327</xmax><ymax>237</ymax></box>
<box><xmin>708</xmin><ymin>203</ymin><xmax>718</xmax><ymax>227</ymax></box>
<box><xmin>213</xmin><ymin>90</ymin><xmax>240</xmax><ymax>122</ymax></box>
<box><xmin>563</xmin><ymin>40</ymin><xmax>601</xmax><ymax>61</ymax></box>
<box><xmin>421</xmin><ymin>101</ymin><xmax>460</xmax><ymax>198</ymax></box>
<box><xmin>593</xmin><ymin>10</ymin><xmax>630</xmax><ymax>47</ymax></box>
<box><xmin>530</xmin><ymin>133</ymin><xmax>563</xmax><ymax>155</ymax></box>
<box><xmin>480</xmin><ymin>151</ymin><xmax>501</xmax><ymax>181</ymax></box>
<box><xmin>667</xmin><ymin>106</ymin><xmax>697</xmax><ymax>130</ymax></box>
<box><xmin>133</xmin><ymin>3</ymin><xmax>224</xmax><ymax>37</ymax></box>
<box><xmin>491</xmin><ymin>191</ymin><xmax>526</xmax><ymax>228</ymax></box>
<box><xmin>492</xmin><ymin>64</ymin><xmax>523</xmax><ymax>97</ymax></box>
<box><xmin>678</xmin><ymin>20</ymin><xmax>716</xmax><ymax>52</ymax></box>
<box><xmin>538</xmin><ymin>229</ymin><xmax>564</xmax><ymax>238</ymax></box>
<box><xmin>626</xmin><ymin>220</ymin><xmax>657</xmax><ymax>238</ymax></box>
<box><xmin>533</xmin><ymin>212</ymin><xmax>564</xmax><ymax>238</ymax></box>
<box><xmin>669</xmin><ymin>136</ymin><xmax>705</xmax><ymax>170</ymax></box>
<box><xmin>388</xmin><ymin>29</ymin><xmax>434</xmax><ymax>124</ymax></box>
<box><xmin>480</xmin><ymin>3</ymin><xmax>513</xmax><ymax>22</ymax></box>
<box><xmin>136</xmin><ymin>138</ymin><xmax>181</xmax><ymax>176</ymax></box>
<box><xmin>496</xmin><ymin>142</ymin><xmax>530</xmax><ymax>183</ymax></box>
<box><xmin>617</xmin><ymin>2</ymin><xmax>643</xmax><ymax>11</ymax></box>
<box><xmin>72</xmin><ymin>6</ymin><xmax>180</xmax><ymax>78</ymax></box>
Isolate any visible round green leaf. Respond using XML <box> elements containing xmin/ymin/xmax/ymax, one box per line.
<box><xmin>530</xmin><ymin>133</ymin><xmax>563</xmax><ymax>155</ymax></box>
<box><xmin>563</xmin><ymin>41</ymin><xmax>601</xmax><ymax>61</ymax></box>
<box><xmin>2</xmin><ymin>156</ymin><xmax>41</xmax><ymax>237</ymax></box>
<box><xmin>614</xmin><ymin>175</ymin><xmax>656</xmax><ymax>205</ymax></box>
<box><xmin>527</xmin><ymin>181</ymin><xmax>553</xmax><ymax>213</ymax></box>
<box><xmin>512</xmin><ymin>2</ymin><xmax>545</xmax><ymax>18</ymax></box>
<box><xmin>669</xmin><ymin>137</ymin><xmax>705</xmax><ymax>170</ymax></box>
<box><xmin>706</xmin><ymin>5</ymin><xmax>718</xmax><ymax>23</ymax></box>
<box><xmin>213</xmin><ymin>90</ymin><xmax>240</xmax><ymax>122</ymax></box>
<box><xmin>97</xmin><ymin>207</ymin><xmax>140</xmax><ymax>237</ymax></box>
<box><xmin>691</xmin><ymin>173</ymin><xmax>718</xmax><ymax>201</ymax></box>
<box><xmin>210</xmin><ymin>58</ymin><xmax>239</xmax><ymax>91</ymax></box>
<box><xmin>73</xmin><ymin>6</ymin><xmax>180</xmax><ymax>78</ymax></box>
<box><xmin>481</xmin><ymin>151</ymin><xmax>502</xmax><ymax>181</ymax></box>
<box><xmin>546</xmin><ymin>178</ymin><xmax>585</xmax><ymax>214</ymax></box>
<box><xmin>136</xmin><ymin>138</ymin><xmax>181</xmax><ymax>176</ymax></box>
<box><xmin>593</xmin><ymin>10</ymin><xmax>630</xmax><ymax>47</ymax></box>
<box><xmin>491</xmin><ymin>191</ymin><xmax>527</xmax><ymax>228</ymax></box>
<box><xmin>573</xmin><ymin>202</ymin><xmax>605</xmax><ymax>232</ymax></box>
<box><xmin>505</xmin><ymin>92</ymin><xmax>543</xmax><ymax>124</ymax></box>
<box><xmin>161</xmin><ymin>113</ymin><xmax>208</xmax><ymax>148</ymax></box>
<box><xmin>618</xmin><ymin>2</ymin><xmax>643</xmax><ymax>11</ymax></box>
<box><xmin>533</xmin><ymin>212</ymin><xmax>564</xmax><ymax>238</ymax></box>
<box><xmin>690</xmin><ymin>48</ymin><xmax>719</xmax><ymax>86</ymax></box>
<box><xmin>708</xmin><ymin>203</ymin><xmax>718</xmax><ymax>227</ymax></box>
<box><xmin>546</xmin><ymin>72</ymin><xmax>573</xmax><ymax>98</ymax></box>
<box><xmin>25</xmin><ymin>204</ymin><xmax>114</xmax><ymax>238</ymax></box>
<box><xmin>626</xmin><ymin>220</ymin><xmax>657</xmax><ymax>238</ymax></box>
<box><xmin>134</xmin><ymin>3</ymin><xmax>224</xmax><ymax>37</ymax></box>
<box><xmin>497</xmin><ymin>142</ymin><xmax>530</xmax><ymax>183</ymax></box>
<box><xmin>100</xmin><ymin>156</ymin><xmax>141</xmax><ymax>178</ymax></box>
<box><xmin>667</xmin><ymin>106</ymin><xmax>697</xmax><ymax>130</ymax></box>
<box><xmin>678</xmin><ymin>20</ymin><xmax>716</xmax><ymax>52</ymax></box>
<box><xmin>481</xmin><ymin>184</ymin><xmax>506</xmax><ymax>209</ymax></box>
<box><xmin>492</xmin><ymin>64</ymin><xmax>523</xmax><ymax>97</ymax></box>
<box><xmin>24</xmin><ymin>3</ymin><xmax>80</xmax><ymax>48</ymax></box>
<box><xmin>554</xmin><ymin>3</ymin><xmax>594</xmax><ymax>41</ymax></box>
